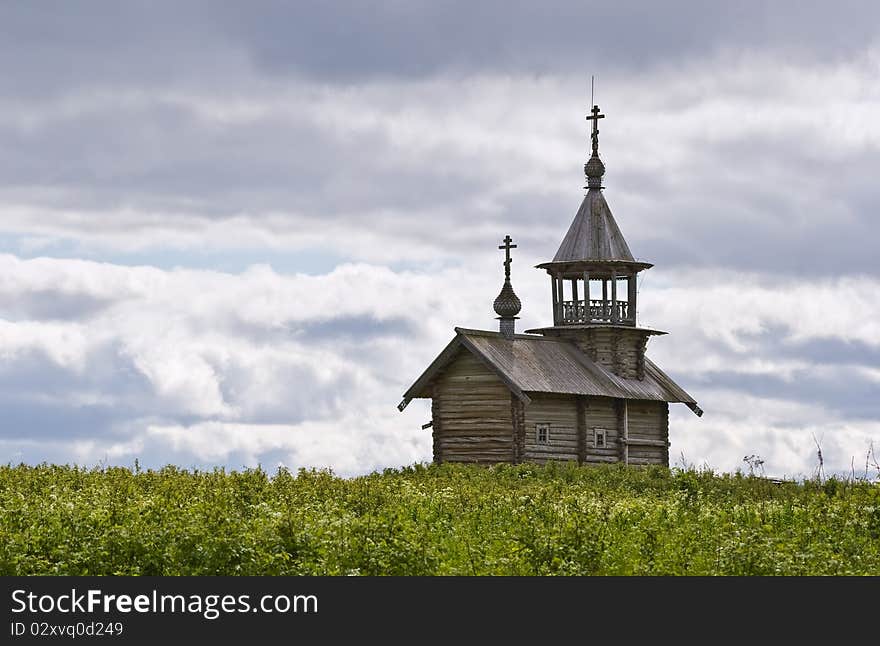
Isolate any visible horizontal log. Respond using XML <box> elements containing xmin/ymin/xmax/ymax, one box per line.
<box><xmin>443</xmin><ymin>449</ymin><xmax>513</xmax><ymax>456</ymax></box>
<box><xmin>629</xmin><ymin>434</ymin><xmax>666</xmax><ymax>446</ymax></box>
<box><xmin>439</xmin><ymin>432</ymin><xmax>511</xmax><ymax>439</ymax></box>
<box><xmin>440</xmin><ymin>430</ymin><xmax>512</xmax><ymax>437</ymax></box>
<box><xmin>525</xmin><ymin>444</ymin><xmax>579</xmax><ymax>453</ymax></box>
<box><xmin>626</xmin><ymin>457</ymin><xmax>664</xmax><ymax>466</ymax></box>
<box><xmin>621</xmin><ymin>438</ymin><xmax>669</xmax><ymax>447</ymax></box>
<box><xmin>582</xmin><ymin>455</ymin><xmax>619</xmax><ymax>463</ymax></box>
<box><xmin>437</xmin><ymin>399</ymin><xmax>510</xmax><ymax>407</ymax></box>
<box><xmin>444</xmin><ymin>458</ymin><xmax>512</xmax><ymax>464</ymax></box>
<box><xmin>522</xmin><ymin>419</ymin><xmax>578</xmax><ymax>425</ymax></box>
<box><xmin>440</xmin><ymin>410</ymin><xmax>512</xmax><ymax>417</ymax></box>
<box><xmin>586</xmin><ymin>417</ymin><xmax>618</xmax><ymax>425</ymax></box>
<box><xmin>524</xmin><ymin>421</ymin><xmax>579</xmax><ymax>429</ymax></box>
<box><xmin>524</xmin><ymin>430</ymin><xmax>579</xmax><ymax>438</ymax></box>
<box><xmin>438</xmin><ymin>400</ymin><xmax>508</xmax><ymax>406</ymax></box>
<box><xmin>584</xmin><ymin>448</ymin><xmax>621</xmax><ymax>457</ymax></box>
<box><xmin>524</xmin><ymin>458</ymin><xmax>580</xmax><ymax>465</ymax></box>
<box><xmin>525</xmin><ymin>423</ymin><xmax>578</xmax><ymax>440</ymax></box>
<box><xmin>525</xmin><ymin>445</ymin><xmax>579</xmax><ymax>453</ymax></box>
<box><xmin>524</xmin><ymin>430</ymin><xmax>578</xmax><ymax>438</ymax></box>
<box><xmin>525</xmin><ymin>453</ymin><xmax>579</xmax><ymax>462</ymax></box>
<box><xmin>440</xmin><ymin>420</ymin><xmax>512</xmax><ymax>427</ymax></box>
<box><xmin>442</xmin><ymin>430</ymin><xmax>514</xmax><ymax>437</ymax></box>
<box><xmin>440</xmin><ymin>439</ymin><xmax>512</xmax><ymax>447</ymax></box>
<box><xmin>441</xmin><ymin>418</ymin><xmax>512</xmax><ymax>426</ymax></box>
<box><xmin>627</xmin><ymin>454</ymin><xmax>665</xmax><ymax>463</ymax></box>
<box><xmin>525</xmin><ymin>439</ymin><xmax>579</xmax><ymax>448</ymax></box>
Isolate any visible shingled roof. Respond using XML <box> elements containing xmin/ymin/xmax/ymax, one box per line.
<box><xmin>399</xmin><ymin>328</ymin><xmax>701</xmax><ymax>415</ymax></box>
<box><xmin>553</xmin><ymin>189</ymin><xmax>634</xmax><ymax>263</ymax></box>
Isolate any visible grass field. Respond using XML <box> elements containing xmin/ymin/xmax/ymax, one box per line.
<box><xmin>1</xmin><ymin>462</ymin><xmax>879</xmax><ymax>575</ymax></box>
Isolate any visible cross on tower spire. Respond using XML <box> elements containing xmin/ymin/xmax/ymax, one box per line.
<box><xmin>584</xmin><ymin>104</ymin><xmax>606</xmax><ymax>189</ymax></box>
<box><xmin>586</xmin><ymin>104</ymin><xmax>605</xmax><ymax>156</ymax></box>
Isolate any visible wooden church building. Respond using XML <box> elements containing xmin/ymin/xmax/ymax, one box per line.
<box><xmin>398</xmin><ymin>105</ymin><xmax>702</xmax><ymax>467</ymax></box>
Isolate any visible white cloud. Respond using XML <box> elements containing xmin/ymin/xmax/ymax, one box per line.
<box><xmin>0</xmin><ymin>319</ymin><xmax>90</xmax><ymax>371</ymax></box>
<box><xmin>670</xmin><ymin>389</ymin><xmax>880</xmax><ymax>479</ymax></box>
<box><xmin>0</xmin><ymin>254</ymin><xmax>876</xmax><ymax>477</ymax></box>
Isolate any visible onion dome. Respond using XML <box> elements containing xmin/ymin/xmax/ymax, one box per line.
<box><xmin>584</xmin><ymin>154</ymin><xmax>605</xmax><ymax>188</ymax></box>
<box><xmin>493</xmin><ymin>279</ymin><xmax>522</xmax><ymax>317</ymax></box>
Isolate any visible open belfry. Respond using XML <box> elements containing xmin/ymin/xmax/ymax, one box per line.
<box><xmin>399</xmin><ymin>105</ymin><xmax>701</xmax><ymax>466</ymax></box>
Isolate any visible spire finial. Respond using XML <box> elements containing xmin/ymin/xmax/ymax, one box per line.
<box><xmin>493</xmin><ymin>235</ymin><xmax>521</xmax><ymax>338</ymax></box>
<box><xmin>584</xmin><ymin>104</ymin><xmax>606</xmax><ymax>189</ymax></box>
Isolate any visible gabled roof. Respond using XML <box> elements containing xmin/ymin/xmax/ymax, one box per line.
<box><xmin>398</xmin><ymin>328</ymin><xmax>701</xmax><ymax>416</ymax></box>
<box><xmin>553</xmin><ymin>189</ymin><xmax>634</xmax><ymax>263</ymax></box>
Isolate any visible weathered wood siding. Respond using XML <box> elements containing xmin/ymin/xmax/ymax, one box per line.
<box><xmin>432</xmin><ymin>350</ymin><xmax>514</xmax><ymax>463</ymax></box>
<box><xmin>429</xmin><ymin>347</ymin><xmax>669</xmax><ymax>466</ymax></box>
<box><xmin>517</xmin><ymin>395</ymin><xmax>668</xmax><ymax>466</ymax></box>
<box><xmin>582</xmin><ymin>396</ymin><xmax>621</xmax><ymax>464</ymax></box>
<box><xmin>624</xmin><ymin>400</ymin><xmax>669</xmax><ymax>465</ymax></box>
<box><xmin>522</xmin><ymin>394</ymin><xmax>579</xmax><ymax>463</ymax></box>
<box><xmin>550</xmin><ymin>328</ymin><xmax>650</xmax><ymax>379</ymax></box>
<box><xmin>430</xmin><ymin>396</ymin><xmax>442</xmax><ymax>464</ymax></box>
<box><xmin>511</xmin><ymin>395</ymin><xmax>525</xmax><ymax>464</ymax></box>
<box><xmin>576</xmin><ymin>396</ymin><xmax>587</xmax><ymax>463</ymax></box>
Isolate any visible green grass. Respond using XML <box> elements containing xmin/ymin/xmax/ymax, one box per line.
<box><xmin>1</xmin><ymin>462</ymin><xmax>879</xmax><ymax>575</ymax></box>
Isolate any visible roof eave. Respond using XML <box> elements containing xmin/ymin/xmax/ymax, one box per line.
<box><xmin>686</xmin><ymin>402</ymin><xmax>704</xmax><ymax>417</ymax></box>
<box><xmin>535</xmin><ymin>259</ymin><xmax>654</xmax><ymax>275</ymax></box>
<box><xmin>398</xmin><ymin>328</ymin><xmax>533</xmax><ymax>412</ymax></box>
<box><xmin>398</xmin><ymin>334</ymin><xmax>464</xmax><ymax>411</ymax></box>
<box><xmin>643</xmin><ymin>357</ymin><xmax>701</xmax><ymax>411</ymax></box>
<box><xmin>525</xmin><ymin>324</ymin><xmax>667</xmax><ymax>336</ymax></box>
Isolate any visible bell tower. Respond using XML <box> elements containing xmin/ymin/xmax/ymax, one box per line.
<box><xmin>526</xmin><ymin>105</ymin><xmax>665</xmax><ymax>380</ymax></box>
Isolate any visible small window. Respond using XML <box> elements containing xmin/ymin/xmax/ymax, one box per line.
<box><xmin>594</xmin><ymin>428</ymin><xmax>606</xmax><ymax>449</ymax></box>
<box><xmin>536</xmin><ymin>423</ymin><xmax>550</xmax><ymax>445</ymax></box>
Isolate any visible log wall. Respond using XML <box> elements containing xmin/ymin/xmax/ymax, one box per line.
<box><xmin>511</xmin><ymin>395</ymin><xmax>526</xmax><ymax>464</ymax></box>
<box><xmin>428</xmin><ymin>349</ymin><xmax>670</xmax><ymax>467</ymax></box>
<box><xmin>522</xmin><ymin>394</ymin><xmax>580</xmax><ymax>463</ymax></box>
<box><xmin>547</xmin><ymin>328</ymin><xmax>651</xmax><ymax>380</ymax></box>
<box><xmin>431</xmin><ymin>350</ymin><xmax>514</xmax><ymax>463</ymax></box>
<box><xmin>623</xmin><ymin>399</ymin><xmax>669</xmax><ymax>465</ymax></box>
<box><xmin>582</xmin><ymin>396</ymin><xmax>621</xmax><ymax>464</ymax></box>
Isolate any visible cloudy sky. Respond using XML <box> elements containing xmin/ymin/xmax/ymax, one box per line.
<box><xmin>1</xmin><ymin>1</ymin><xmax>878</xmax><ymax>478</ymax></box>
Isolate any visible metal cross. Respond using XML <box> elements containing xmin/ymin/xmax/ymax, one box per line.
<box><xmin>498</xmin><ymin>235</ymin><xmax>517</xmax><ymax>279</ymax></box>
<box><xmin>586</xmin><ymin>104</ymin><xmax>605</xmax><ymax>155</ymax></box>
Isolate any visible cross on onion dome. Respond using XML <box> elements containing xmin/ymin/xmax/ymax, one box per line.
<box><xmin>493</xmin><ymin>234</ymin><xmax>522</xmax><ymax>328</ymax></box>
<box><xmin>498</xmin><ymin>234</ymin><xmax>517</xmax><ymax>279</ymax></box>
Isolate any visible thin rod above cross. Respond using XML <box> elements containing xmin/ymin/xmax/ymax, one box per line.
<box><xmin>498</xmin><ymin>235</ymin><xmax>517</xmax><ymax>279</ymax></box>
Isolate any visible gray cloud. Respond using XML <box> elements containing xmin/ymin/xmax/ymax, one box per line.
<box><xmin>0</xmin><ymin>4</ymin><xmax>877</xmax><ymax>477</ymax></box>
<box><xmin>693</xmin><ymin>369</ymin><xmax>880</xmax><ymax>422</ymax></box>
<box><xmin>242</xmin><ymin>1</ymin><xmax>880</xmax><ymax>79</ymax></box>
<box><xmin>2</xmin><ymin>64</ymin><xmax>878</xmax><ymax>277</ymax></box>
<box><xmin>4</xmin><ymin>2</ymin><xmax>876</xmax><ymax>93</ymax></box>
<box><xmin>0</xmin><ymin>289</ymin><xmax>112</xmax><ymax>321</ymax></box>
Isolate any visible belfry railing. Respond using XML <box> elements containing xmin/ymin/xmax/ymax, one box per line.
<box><xmin>560</xmin><ymin>299</ymin><xmax>631</xmax><ymax>325</ymax></box>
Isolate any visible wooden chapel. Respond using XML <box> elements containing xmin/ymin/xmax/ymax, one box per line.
<box><xmin>398</xmin><ymin>105</ymin><xmax>702</xmax><ymax>466</ymax></box>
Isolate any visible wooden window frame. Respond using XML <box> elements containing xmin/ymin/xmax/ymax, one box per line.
<box><xmin>594</xmin><ymin>427</ymin><xmax>607</xmax><ymax>449</ymax></box>
<box><xmin>536</xmin><ymin>423</ymin><xmax>550</xmax><ymax>445</ymax></box>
